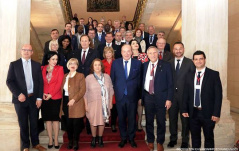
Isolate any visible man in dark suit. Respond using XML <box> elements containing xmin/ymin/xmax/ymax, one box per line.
<box><xmin>95</xmin><ymin>23</ymin><xmax>106</xmax><ymax>44</ymax></box>
<box><xmin>142</xmin><ymin>46</ymin><xmax>173</xmax><ymax>151</ymax></box>
<box><xmin>88</xmin><ymin>29</ymin><xmax>100</xmax><ymax>51</ymax></box>
<box><xmin>72</xmin><ymin>35</ymin><xmax>99</xmax><ymax>134</ymax></box>
<box><xmin>167</xmin><ymin>42</ymin><xmax>195</xmax><ymax>149</ymax></box>
<box><xmin>157</xmin><ymin>31</ymin><xmax>170</xmax><ymax>52</ymax></box>
<box><xmin>125</xmin><ymin>30</ymin><xmax>134</xmax><ymax>44</ymax></box>
<box><xmin>182</xmin><ymin>51</ymin><xmax>222</xmax><ymax>150</ymax></box>
<box><xmin>138</xmin><ymin>23</ymin><xmax>149</xmax><ymax>39</ymax></box>
<box><xmin>79</xmin><ymin>18</ymin><xmax>88</xmax><ymax>35</ymax></box>
<box><xmin>98</xmin><ymin>32</ymin><xmax>121</xmax><ymax>60</ymax></box>
<box><xmin>144</xmin><ymin>25</ymin><xmax>158</xmax><ymax>52</ymax></box>
<box><xmin>113</xmin><ymin>20</ymin><xmax>121</xmax><ymax>35</ymax></box>
<box><xmin>6</xmin><ymin>44</ymin><xmax>46</xmax><ymax>151</ymax></box>
<box><xmin>59</xmin><ymin>23</ymin><xmax>78</xmax><ymax>50</ymax></box>
<box><xmin>156</xmin><ymin>38</ymin><xmax>172</xmax><ymax>62</ymax></box>
<box><xmin>113</xmin><ymin>31</ymin><xmax>124</xmax><ymax>59</ymax></box>
<box><xmin>43</xmin><ymin>29</ymin><xmax>59</xmax><ymax>54</ymax></box>
<box><xmin>111</xmin><ymin>44</ymin><xmax>141</xmax><ymax>148</ymax></box>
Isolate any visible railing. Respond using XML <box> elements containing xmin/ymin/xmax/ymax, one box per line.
<box><xmin>60</xmin><ymin>0</ymin><xmax>73</xmax><ymax>23</ymax></box>
<box><xmin>133</xmin><ymin>0</ymin><xmax>148</xmax><ymax>28</ymax></box>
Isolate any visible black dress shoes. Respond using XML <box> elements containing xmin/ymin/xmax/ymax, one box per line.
<box><xmin>47</xmin><ymin>144</ymin><xmax>53</xmax><ymax>149</ymax></box>
<box><xmin>167</xmin><ymin>141</ymin><xmax>177</xmax><ymax>148</ymax></box>
<box><xmin>111</xmin><ymin>125</ymin><xmax>117</xmax><ymax>132</ymax></box>
<box><xmin>73</xmin><ymin>140</ymin><xmax>79</xmax><ymax>150</ymax></box>
<box><xmin>67</xmin><ymin>140</ymin><xmax>73</xmax><ymax>149</ymax></box>
<box><xmin>98</xmin><ymin>136</ymin><xmax>104</xmax><ymax>147</ymax></box>
<box><xmin>181</xmin><ymin>142</ymin><xmax>189</xmax><ymax>149</ymax></box>
<box><xmin>90</xmin><ymin>137</ymin><xmax>96</xmax><ymax>148</ymax></box>
<box><xmin>129</xmin><ymin>140</ymin><xmax>137</xmax><ymax>148</ymax></box>
<box><xmin>118</xmin><ymin>139</ymin><xmax>127</xmax><ymax>148</ymax></box>
<box><xmin>54</xmin><ymin>145</ymin><xmax>60</xmax><ymax>149</ymax></box>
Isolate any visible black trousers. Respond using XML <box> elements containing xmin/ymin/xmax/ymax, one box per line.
<box><xmin>14</xmin><ymin>96</ymin><xmax>39</xmax><ymax>149</ymax></box>
<box><xmin>116</xmin><ymin>95</ymin><xmax>137</xmax><ymax>140</ymax></box>
<box><xmin>190</xmin><ymin>108</ymin><xmax>215</xmax><ymax>150</ymax></box>
<box><xmin>168</xmin><ymin>97</ymin><xmax>189</xmax><ymax>143</ymax></box>
<box><xmin>63</xmin><ymin>96</ymin><xmax>84</xmax><ymax>141</ymax></box>
<box><xmin>144</xmin><ymin>93</ymin><xmax>166</xmax><ymax>144</ymax></box>
<box><xmin>111</xmin><ymin>104</ymin><xmax>118</xmax><ymax>126</ymax></box>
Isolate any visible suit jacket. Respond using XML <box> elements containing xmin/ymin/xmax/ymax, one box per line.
<box><xmin>6</xmin><ymin>59</ymin><xmax>43</xmax><ymax>104</ymax></box>
<box><xmin>165</xmin><ymin>43</ymin><xmax>171</xmax><ymax>52</ymax></box>
<box><xmin>182</xmin><ymin>67</ymin><xmax>223</xmax><ymax>119</ymax></box>
<box><xmin>142</xmin><ymin>60</ymin><xmax>173</xmax><ymax>107</ymax></box>
<box><xmin>97</xmin><ymin>43</ymin><xmax>121</xmax><ymax>60</ymax></box>
<box><xmin>142</xmin><ymin>31</ymin><xmax>149</xmax><ymax>39</ymax></box>
<box><xmin>162</xmin><ymin>51</ymin><xmax>173</xmax><ymax>62</ymax></box>
<box><xmin>144</xmin><ymin>34</ymin><xmax>158</xmax><ymax>52</ymax></box>
<box><xmin>44</xmin><ymin>40</ymin><xmax>50</xmax><ymax>54</ymax></box>
<box><xmin>41</xmin><ymin>65</ymin><xmax>64</xmax><ymax>99</ymax></box>
<box><xmin>92</xmin><ymin>37</ymin><xmax>100</xmax><ymax>51</ymax></box>
<box><xmin>169</xmin><ymin>57</ymin><xmax>195</xmax><ymax>105</ymax></box>
<box><xmin>72</xmin><ymin>48</ymin><xmax>99</xmax><ymax>77</ymax></box>
<box><xmin>111</xmin><ymin>58</ymin><xmax>141</xmax><ymax>102</ymax></box>
<box><xmin>61</xmin><ymin>72</ymin><xmax>86</xmax><ymax>118</ymax></box>
<box><xmin>95</xmin><ymin>32</ymin><xmax>106</xmax><ymax>44</ymax></box>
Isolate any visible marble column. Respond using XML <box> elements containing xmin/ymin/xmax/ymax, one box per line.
<box><xmin>0</xmin><ymin>0</ymin><xmax>31</xmax><ymax>150</ymax></box>
<box><xmin>182</xmin><ymin>0</ymin><xmax>235</xmax><ymax>148</ymax></box>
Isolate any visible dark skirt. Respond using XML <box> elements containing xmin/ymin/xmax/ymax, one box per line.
<box><xmin>41</xmin><ymin>98</ymin><xmax>61</xmax><ymax>121</ymax></box>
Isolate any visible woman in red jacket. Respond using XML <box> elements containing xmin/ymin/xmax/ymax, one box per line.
<box><xmin>102</xmin><ymin>47</ymin><xmax>117</xmax><ymax>132</ymax></box>
<box><xmin>41</xmin><ymin>51</ymin><xmax>64</xmax><ymax>149</ymax></box>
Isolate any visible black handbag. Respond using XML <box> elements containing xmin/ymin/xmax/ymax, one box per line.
<box><xmin>38</xmin><ymin>118</ymin><xmax>45</xmax><ymax>134</ymax></box>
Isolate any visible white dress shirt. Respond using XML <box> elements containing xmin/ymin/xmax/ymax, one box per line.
<box><xmin>144</xmin><ymin>60</ymin><xmax>158</xmax><ymax>92</ymax></box>
<box><xmin>106</xmin><ymin>42</ymin><xmax>112</xmax><ymax>47</ymax></box>
<box><xmin>194</xmin><ymin>67</ymin><xmax>206</xmax><ymax>107</ymax></box>
<box><xmin>22</xmin><ymin>58</ymin><xmax>34</xmax><ymax>94</ymax></box>
<box><xmin>123</xmin><ymin>58</ymin><xmax>131</xmax><ymax>77</ymax></box>
<box><xmin>81</xmin><ymin>47</ymin><xmax>89</xmax><ymax>60</ymax></box>
<box><xmin>174</xmin><ymin>56</ymin><xmax>184</xmax><ymax>69</ymax></box>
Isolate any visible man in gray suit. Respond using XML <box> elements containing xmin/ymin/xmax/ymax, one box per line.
<box><xmin>156</xmin><ymin>38</ymin><xmax>172</xmax><ymax>61</ymax></box>
<box><xmin>167</xmin><ymin>42</ymin><xmax>195</xmax><ymax>149</ymax></box>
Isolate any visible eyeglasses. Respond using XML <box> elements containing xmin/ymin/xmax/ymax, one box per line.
<box><xmin>22</xmin><ymin>49</ymin><xmax>32</xmax><ymax>52</ymax></box>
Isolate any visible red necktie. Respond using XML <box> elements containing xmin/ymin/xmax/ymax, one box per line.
<box><xmin>149</xmin><ymin>64</ymin><xmax>155</xmax><ymax>94</ymax></box>
<box><xmin>82</xmin><ymin>50</ymin><xmax>86</xmax><ymax>64</ymax></box>
<box><xmin>159</xmin><ymin>51</ymin><xmax>162</xmax><ymax>60</ymax></box>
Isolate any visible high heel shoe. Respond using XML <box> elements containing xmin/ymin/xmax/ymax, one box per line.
<box><xmin>54</xmin><ymin>139</ymin><xmax>60</xmax><ymax>149</ymax></box>
<box><xmin>73</xmin><ymin>140</ymin><xmax>79</xmax><ymax>150</ymax></box>
<box><xmin>67</xmin><ymin>140</ymin><xmax>73</xmax><ymax>149</ymax></box>
<box><xmin>98</xmin><ymin>136</ymin><xmax>104</xmax><ymax>147</ymax></box>
<box><xmin>48</xmin><ymin>138</ymin><xmax>53</xmax><ymax>149</ymax></box>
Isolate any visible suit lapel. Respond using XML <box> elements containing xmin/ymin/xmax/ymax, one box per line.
<box><xmin>18</xmin><ymin>59</ymin><xmax>27</xmax><ymax>90</ymax></box>
<box><xmin>85</xmin><ymin>49</ymin><xmax>93</xmax><ymax>64</ymax></box>
<box><xmin>119</xmin><ymin>58</ymin><xmax>126</xmax><ymax>80</ymax></box>
<box><xmin>31</xmin><ymin>60</ymin><xmax>35</xmax><ymax>84</ymax></box>
<box><xmin>127</xmin><ymin>59</ymin><xmax>134</xmax><ymax>80</ymax></box>
<box><xmin>201</xmin><ymin>68</ymin><xmax>209</xmax><ymax>91</ymax></box>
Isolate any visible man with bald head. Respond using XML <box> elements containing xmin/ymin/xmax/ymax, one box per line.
<box><xmin>6</xmin><ymin>44</ymin><xmax>46</xmax><ymax>151</ymax></box>
<box><xmin>111</xmin><ymin>44</ymin><xmax>141</xmax><ymax>148</ymax></box>
<box><xmin>142</xmin><ymin>46</ymin><xmax>173</xmax><ymax>151</ymax></box>
<box><xmin>156</xmin><ymin>38</ymin><xmax>172</xmax><ymax>61</ymax></box>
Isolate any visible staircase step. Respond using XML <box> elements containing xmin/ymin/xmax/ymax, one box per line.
<box><xmin>38</xmin><ymin>130</ymin><xmax>64</xmax><ymax>144</ymax></box>
<box><xmin>63</xmin><ymin>127</ymin><xmax>145</xmax><ymax>143</ymax></box>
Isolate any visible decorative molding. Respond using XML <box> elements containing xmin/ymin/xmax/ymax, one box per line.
<box><xmin>87</xmin><ymin>0</ymin><xmax>119</xmax><ymax>12</ymax></box>
<box><xmin>133</xmin><ymin>0</ymin><xmax>148</xmax><ymax>28</ymax></box>
<box><xmin>60</xmin><ymin>0</ymin><xmax>73</xmax><ymax>23</ymax></box>
<box><xmin>231</xmin><ymin>107</ymin><xmax>239</xmax><ymax>114</ymax></box>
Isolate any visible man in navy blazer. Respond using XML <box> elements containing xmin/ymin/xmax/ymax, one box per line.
<box><xmin>182</xmin><ymin>51</ymin><xmax>222</xmax><ymax>149</ymax></box>
<box><xmin>6</xmin><ymin>44</ymin><xmax>46</xmax><ymax>151</ymax></box>
<box><xmin>111</xmin><ymin>44</ymin><xmax>141</xmax><ymax>148</ymax></box>
<box><xmin>95</xmin><ymin>23</ymin><xmax>106</xmax><ymax>44</ymax></box>
<box><xmin>142</xmin><ymin>46</ymin><xmax>173</xmax><ymax>151</ymax></box>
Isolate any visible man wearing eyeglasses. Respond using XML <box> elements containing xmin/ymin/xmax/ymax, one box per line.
<box><xmin>6</xmin><ymin>44</ymin><xmax>46</xmax><ymax>151</ymax></box>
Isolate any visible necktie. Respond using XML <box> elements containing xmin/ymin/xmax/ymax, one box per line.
<box><xmin>124</xmin><ymin>61</ymin><xmax>128</xmax><ymax>95</ymax></box>
<box><xmin>176</xmin><ymin>59</ymin><xmax>180</xmax><ymax>75</ymax></box>
<box><xmin>149</xmin><ymin>64</ymin><xmax>155</xmax><ymax>94</ymax></box>
<box><xmin>159</xmin><ymin>51</ymin><xmax>162</xmax><ymax>60</ymax></box>
<box><xmin>195</xmin><ymin>72</ymin><xmax>201</xmax><ymax>107</ymax></box>
<box><xmin>150</xmin><ymin>35</ymin><xmax>153</xmax><ymax>44</ymax></box>
<box><xmin>25</xmin><ymin>60</ymin><xmax>32</xmax><ymax>91</ymax></box>
<box><xmin>82</xmin><ymin>50</ymin><xmax>86</xmax><ymax>64</ymax></box>
<box><xmin>98</xmin><ymin>34</ymin><xmax>102</xmax><ymax>41</ymax></box>
<box><xmin>107</xmin><ymin>43</ymin><xmax>110</xmax><ymax>47</ymax></box>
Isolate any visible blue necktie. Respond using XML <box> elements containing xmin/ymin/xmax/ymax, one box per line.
<box><xmin>195</xmin><ymin>72</ymin><xmax>201</xmax><ymax>107</ymax></box>
<box><xmin>124</xmin><ymin>61</ymin><xmax>128</xmax><ymax>95</ymax></box>
<box><xmin>176</xmin><ymin>59</ymin><xmax>180</xmax><ymax>75</ymax></box>
<box><xmin>98</xmin><ymin>34</ymin><xmax>102</xmax><ymax>41</ymax></box>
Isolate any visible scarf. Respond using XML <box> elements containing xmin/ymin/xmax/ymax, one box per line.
<box><xmin>93</xmin><ymin>73</ymin><xmax>110</xmax><ymax>123</ymax></box>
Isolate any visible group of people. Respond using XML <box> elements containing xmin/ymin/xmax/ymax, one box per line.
<box><xmin>6</xmin><ymin>15</ymin><xmax>222</xmax><ymax>151</ymax></box>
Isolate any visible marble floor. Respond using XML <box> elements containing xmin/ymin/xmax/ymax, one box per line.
<box><xmin>231</xmin><ymin>111</ymin><xmax>239</xmax><ymax>143</ymax></box>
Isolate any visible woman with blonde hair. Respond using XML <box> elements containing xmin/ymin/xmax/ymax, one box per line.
<box><xmin>61</xmin><ymin>58</ymin><xmax>86</xmax><ymax>150</ymax></box>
